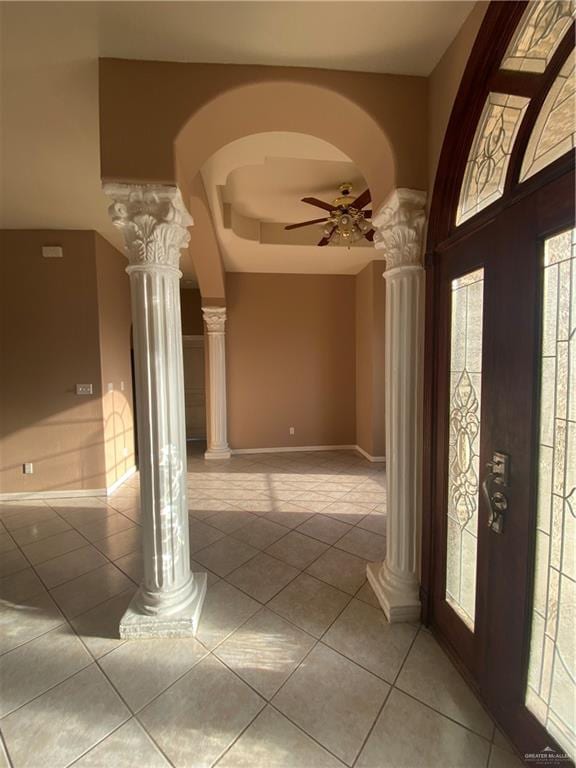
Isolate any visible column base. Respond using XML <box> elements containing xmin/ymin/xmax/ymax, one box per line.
<box><xmin>119</xmin><ymin>572</ymin><xmax>207</xmax><ymax>639</ymax></box>
<box><xmin>204</xmin><ymin>447</ymin><xmax>231</xmax><ymax>460</ymax></box>
<box><xmin>366</xmin><ymin>561</ymin><xmax>421</xmax><ymax>624</ymax></box>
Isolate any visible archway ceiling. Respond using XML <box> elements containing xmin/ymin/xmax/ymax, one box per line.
<box><xmin>201</xmin><ymin>133</ymin><xmax>377</xmax><ymax>275</ymax></box>
<box><xmin>99</xmin><ymin>1</ymin><xmax>475</xmax><ymax>77</ymax></box>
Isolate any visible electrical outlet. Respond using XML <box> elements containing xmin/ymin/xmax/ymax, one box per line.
<box><xmin>120</xmin><ymin>381</ymin><xmax>125</xmax><ymax>392</ymax></box>
<box><xmin>23</xmin><ymin>463</ymin><xmax>34</xmax><ymax>474</ymax></box>
<box><xmin>123</xmin><ymin>447</ymin><xmax>129</xmax><ymax>457</ymax></box>
<box><xmin>289</xmin><ymin>427</ymin><xmax>295</xmax><ymax>435</ymax></box>
<box><xmin>76</xmin><ymin>384</ymin><xmax>93</xmax><ymax>396</ymax></box>
<box><xmin>107</xmin><ymin>382</ymin><xmax>114</xmax><ymax>393</ymax></box>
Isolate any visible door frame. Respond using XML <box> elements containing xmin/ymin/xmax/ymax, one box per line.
<box><xmin>422</xmin><ymin>0</ymin><xmax>576</xmax><ymax>757</ymax></box>
<box><xmin>182</xmin><ymin>334</ymin><xmax>207</xmax><ymax>441</ymax></box>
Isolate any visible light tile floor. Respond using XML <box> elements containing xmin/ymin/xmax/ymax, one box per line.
<box><xmin>0</xmin><ymin>448</ymin><xmax>523</xmax><ymax>768</ymax></box>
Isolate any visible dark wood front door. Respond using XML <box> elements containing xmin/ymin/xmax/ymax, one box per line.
<box><xmin>431</xmin><ymin>170</ymin><xmax>575</xmax><ymax>760</ymax></box>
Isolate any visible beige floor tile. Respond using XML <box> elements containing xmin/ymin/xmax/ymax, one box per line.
<box><xmin>321</xmin><ymin>500</ymin><xmax>375</xmax><ymax>524</ymax></box>
<box><xmin>2</xmin><ymin>507</ymin><xmax>59</xmax><ymax>532</ymax></box>
<box><xmin>232</xmin><ymin>517</ymin><xmax>288</xmax><ymax>549</ymax></box>
<box><xmin>0</xmin><ymin>567</ymin><xmax>46</xmax><ymax>602</ymax></box>
<box><xmin>306</xmin><ymin>547</ymin><xmax>368</xmax><ymax>595</ymax></box>
<box><xmin>334</xmin><ymin>527</ymin><xmax>386</xmax><ymax>562</ymax></box>
<box><xmin>264</xmin><ymin>505</ymin><xmax>315</xmax><ymax>529</ymax></box>
<box><xmin>0</xmin><ymin>532</ymin><xmax>17</xmax><ymax>554</ymax></box>
<box><xmin>296</xmin><ymin>515</ymin><xmax>351</xmax><ymax>545</ymax></box>
<box><xmin>35</xmin><ymin>544</ymin><xmax>109</xmax><ymax>588</ymax></box>
<box><xmin>0</xmin><ymin>589</ymin><xmax>65</xmax><ymax>655</ymax></box>
<box><xmin>396</xmin><ymin>630</ymin><xmax>493</xmax><ymax>738</ymax></box>
<box><xmin>493</xmin><ymin>727</ymin><xmax>515</xmax><ymax>754</ymax></box>
<box><xmin>1</xmin><ymin>664</ymin><xmax>130</xmax><ymax>768</ymax></box>
<box><xmin>139</xmin><ymin>655</ymin><xmax>265</xmax><ymax>768</ymax></box>
<box><xmin>205</xmin><ymin>508</ymin><xmax>258</xmax><ymax>534</ymax></box>
<box><xmin>21</xmin><ymin>529</ymin><xmax>87</xmax><ymax>565</ymax></box>
<box><xmin>356</xmin><ymin>688</ymin><xmax>490</xmax><ymax>768</ymax></box>
<box><xmin>73</xmin><ymin>514</ymin><xmax>136</xmax><ymax>542</ymax></box>
<box><xmin>188</xmin><ymin>499</ymin><xmax>237</xmax><ymax>520</ymax></box>
<box><xmin>226</xmin><ymin>553</ymin><xmax>299</xmax><ymax>603</ymax></box>
<box><xmin>99</xmin><ymin>636</ymin><xmax>208</xmax><ymax>712</ymax></box>
<box><xmin>0</xmin><ymin>625</ymin><xmax>92</xmax><ymax>717</ymax></box>
<box><xmin>50</xmin><ymin>563</ymin><xmax>134</xmax><ymax>618</ymax></box>
<box><xmin>215</xmin><ymin>608</ymin><xmax>315</xmax><ymax>699</ymax></box>
<box><xmin>188</xmin><ymin>519</ymin><xmax>225</xmax><ymax>553</ymax></box>
<box><xmin>266</xmin><ymin>530</ymin><xmax>328</xmax><ymax>569</ymax></box>
<box><xmin>196</xmin><ymin>580</ymin><xmax>260</xmax><ymax>650</ymax></box>
<box><xmin>489</xmin><ymin>745</ymin><xmax>525</xmax><ymax>768</ymax></box>
<box><xmin>114</xmin><ymin>550</ymin><xmax>143</xmax><ymax>582</ymax></box>
<box><xmin>355</xmin><ymin>581</ymin><xmax>381</xmax><ymax>609</ymax></box>
<box><xmin>341</xmin><ymin>490</ymin><xmax>387</xmax><ymax>504</ymax></box>
<box><xmin>267</xmin><ymin>573</ymin><xmax>350</xmax><ymax>638</ymax></box>
<box><xmin>323</xmin><ymin>599</ymin><xmax>417</xmax><ymax>683</ymax></box>
<box><xmin>234</xmin><ymin>499</ymin><xmax>276</xmax><ymax>515</ymax></box>
<box><xmin>273</xmin><ymin>643</ymin><xmax>389</xmax><ymax>765</ymax></box>
<box><xmin>0</xmin><ymin>549</ymin><xmax>29</xmax><ymax>579</ymax></box>
<box><xmin>70</xmin><ymin>588</ymin><xmax>135</xmax><ymax>659</ymax></box>
<box><xmin>10</xmin><ymin>517</ymin><xmax>71</xmax><ymax>546</ymax></box>
<box><xmin>194</xmin><ymin>536</ymin><xmax>259</xmax><ymax>577</ymax></box>
<box><xmin>74</xmin><ymin>718</ymin><xmax>171</xmax><ymax>768</ymax></box>
<box><xmin>189</xmin><ymin>560</ymin><xmax>220</xmax><ymax>587</ymax></box>
<box><xmin>93</xmin><ymin>527</ymin><xmax>141</xmax><ymax>560</ymax></box>
<box><xmin>357</xmin><ymin>511</ymin><xmax>387</xmax><ymax>536</ymax></box>
<box><xmin>218</xmin><ymin>705</ymin><xmax>345</xmax><ymax>768</ymax></box>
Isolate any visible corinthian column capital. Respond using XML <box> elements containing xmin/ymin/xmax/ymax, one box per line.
<box><xmin>202</xmin><ymin>307</ymin><xmax>227</xmax><ymax>334</ymax></box>
<box><xmin>103</xmin><ymin>183</ymin><xmax>193</xmax><ymax>270</ymax></box>
<box><xmin>372</xmin><ymin>188</ymin><xmax>427</xmax><ymax>272</ymax></box>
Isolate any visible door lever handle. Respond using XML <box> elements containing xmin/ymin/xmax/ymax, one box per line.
<box><xmin>482</xmin><ymin>452</ymin><xmax>510</xmax><ymax>534</ymax></box>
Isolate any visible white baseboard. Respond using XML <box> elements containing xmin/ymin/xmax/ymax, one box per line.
<box><xmin>0</xmin><ymin>465</ymin><xmax>137</xmax><ymax>502</ymax></box>
<box><xmin>231</xmin><ymin>444</ymin><xmax>357</xmax><ymax>456</ymax></box>
<box><xmin>106</xmin><ymin>466</ymin><xmax>137</xmax><ymax>495</ymax></box>
<box><xmin>355</xmin><ymin>445</ymin><xmax>386</xmax><ymax>463</ymax></box>
<box><xmin>230</xmin><ymin>444</ymin><xmax>385</xmax><ymax>463</ymax></box>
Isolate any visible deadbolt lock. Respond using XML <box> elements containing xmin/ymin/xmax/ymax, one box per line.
<box><xmin>482</xmin><ymin>452</ymin><xmax>510</xmax><ymax>534</ymax></box>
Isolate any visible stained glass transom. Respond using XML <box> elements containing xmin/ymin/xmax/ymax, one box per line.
<box><xmin>521</xmin><ymin>56</ymin><xmax>576</xmax><ymax>181</ymax></box>
<box><xmin>445</xmin><ymin>268</ymin><xmax>484</xmax><ymax>630</ymax></box>
<box><xmin>525</xmin><ymin>228</ymin><xmax>576</xmax><ymax>760</ymax></box>
<box><xmin>456</xmin><ymin>93</ymin><xmax>530</xmax><ymax>225</ymax></box>
<box><xmin>502</xmin><ymin>1</ymin><xmax>575</xmax><ymax>73</ymax></box>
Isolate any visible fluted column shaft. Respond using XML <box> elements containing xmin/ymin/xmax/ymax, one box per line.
<box><xmin>367</xmin><ymin>188</ymin><xmax>426</xmax><ymax>623</ymax></box>
<box><xmin>203</xmin><ymin>307</ymin><xmax>231</xmax><ymax>460</ymax></box>
<box><xmin>104</xmin><ymin>183</ymin><xmax>206</xmax><ymax>638</ymax></box>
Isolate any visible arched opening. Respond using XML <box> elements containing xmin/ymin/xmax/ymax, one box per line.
<box><xmin>424</xmin><ymin>2</ymin><xmax>575</xmax><ymax>759</ymax></box>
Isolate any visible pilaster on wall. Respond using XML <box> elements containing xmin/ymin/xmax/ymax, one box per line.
<box><xmin>367</xmin><ymin>188</ymin><xmax>427</xmax><ymax>623</ymax></box>
<box><xmin>202</xmin><ymin>306</ymin><xmax>231</xmax><ymax>460</ymax></box>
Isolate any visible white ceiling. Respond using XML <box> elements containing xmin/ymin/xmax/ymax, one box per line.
<box><xmin>202</xmin><ymin>132</ymin><xmax>378</xmax><ymax>275</ymax></box>
<box><xmin>99</xmin><ymin>1</ymin><xmax>475</xmax><ymax>77</ymax></box>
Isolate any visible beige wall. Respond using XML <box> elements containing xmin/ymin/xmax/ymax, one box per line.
<box><xmin>428</xmin><ymin>2</ymin><xmax>488</xmax><ymax>197</ymax></box>
<box><xmin>95</xmin><ymin>234</ymin><xmax>135</xmax><ymax>488</ymax></box>
<box><xmin>226</xmin><ymin>273</ymin><xmax>356</xmax><ymax>449</ymax></box>
<box><xmin>0</xmin><ymin>229</ymin><xmax>133</xmax><ymax>494</ymax></box>
<box><xmin>355</xmin><ymin>261</ymin><xmax>386</xmax><ymax>458</ymax></box>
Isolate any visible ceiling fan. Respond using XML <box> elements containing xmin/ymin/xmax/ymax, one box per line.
<box><xmin>285</xmin><ymin>183</ymin><xmax>374</xmax><ymax>247</ymax></box>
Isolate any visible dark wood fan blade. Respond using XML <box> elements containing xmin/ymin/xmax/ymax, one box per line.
<box><xmin>364</xmin><ymin>229</ymin><xmax>375</xmax><ymax>242</ymax></box>
<box><xmin>318</xmin><ymin>227</ymin><xmax>336</xmax><ymax>246</ymax></box>
<box><xmin>363</xmin><ymin>211</ymin><xmax>372</xmax><ymax>218</ymax></box>
<box><xmin>302</xmin><ymin>197</ymin><xmax>336</xmax><ymax>213</ymax></box>
<box><xmin>354</xmin><ymin>189</ymin><xmax>371</xmax><ymax>210</ymax></box>
<box><xmin>285</xmin><ymin>217</ymin><xmax>329</xmax><ymax>231</ymax></box>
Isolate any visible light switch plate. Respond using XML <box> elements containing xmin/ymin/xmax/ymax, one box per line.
<box><xmin>76</xmin><ymin>384</ymin><xmax>93</xmax><ymax>395</ymax></box>
<box><xmin>23</xmin><ymin>463</ymin><xmax>34</xmax><ymax>474</ymax></box>
<box><xmin>42</xmin><ymin>246</ymin><xmax>63</xmax><ymax>258</ymax></box>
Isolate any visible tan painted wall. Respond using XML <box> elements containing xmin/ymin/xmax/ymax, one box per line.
<box><xmin>226</xmin><ymin>273</ymin><xmax>356</xmax><ymax>449</ymax></box>
<box><xmin>181</xmin><ymin>287</ymin><xmax>204</xmax><ymax>336</ymax></box>
<box><xmin>0</xmin><ymin>230</ymin><xmax>106</xmax><ymax>493</ymax></box>
<box><xmin>428</xmin><ymin>2</ymin><xmax>488</xmax><ymax>197</ymax></box>
<box><xmin>95</xmin><ymin>234</ymin><xmax>135</xmax><ymax>488</ymax></box>
<box><xmin>0</xmin><ymin>229</ymin><xmax>134</xmax><ymax>494</ymax></box>
<box><xmin>355</xmin><ymin>261</ymin><xmax>386</xmax><ymax>458</ymax></box>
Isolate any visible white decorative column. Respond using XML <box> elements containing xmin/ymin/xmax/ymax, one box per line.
<box><xmin>202</xmin><ymin>307</ymin><xmax>231</xmax><ymax>460</ymax></box>
<box><xmin>104</xmin><ymin>183</ymin><xmax>206</xmax><ymax>638</ymax></box>
<box><xmin>367</xmin><ymin>188</ymin><xmax>427</xmax><ymax>623</ymax></box>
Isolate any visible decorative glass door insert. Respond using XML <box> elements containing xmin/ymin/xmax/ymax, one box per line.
<box><xmin>525</xmin><ymin>228</ymin><xmax>576</xmax><ymax>759</ymax></box>
<box><xmin>445</xmin><ymin>268</ymin><xmax>485</xmax><ymax>630</ymax></box>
